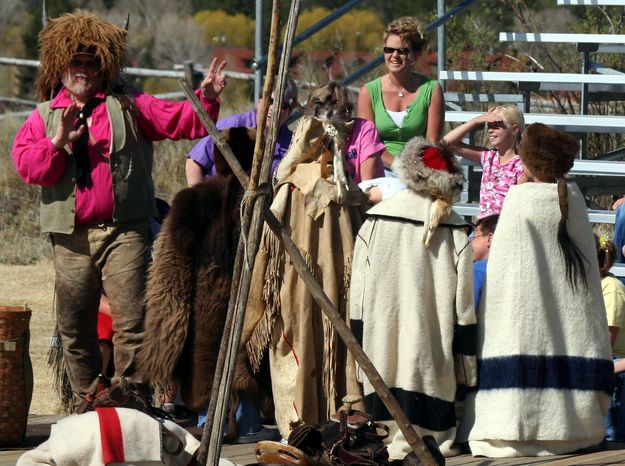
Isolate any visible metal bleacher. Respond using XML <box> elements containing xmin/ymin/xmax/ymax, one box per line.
<box><xmin>443</xmin><ymin>4</ymin><xmax>625</xmax><ymax>276</ymax></box>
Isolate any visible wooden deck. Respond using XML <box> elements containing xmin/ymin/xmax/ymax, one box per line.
<box><xmin>3</xmin><ymin>415</ymin><xmax>625</xmax><ymax>465</ymax></box>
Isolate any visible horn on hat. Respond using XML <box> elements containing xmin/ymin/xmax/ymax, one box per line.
<box><xmin>42</xmin><ymin>0</ymin><xmax>49</xmax><ymax>28</ymax></box>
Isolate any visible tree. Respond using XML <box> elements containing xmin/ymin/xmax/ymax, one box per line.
<box><xmin>293</xmin><ymin>7</ymin><xmax>384</xmax><ymax>52</ymax></box>
<box><xmin>194</xmin><ymin>9</ymin><xmax>255</xmax><ymax>47</ymax></box>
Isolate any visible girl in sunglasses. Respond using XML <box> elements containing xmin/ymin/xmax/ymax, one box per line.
<box><xmin>443</xmin><ymin>105</ymin><xmax>525</xmax><ymax>219</ymax></box>
<box><xmin>357</xmin><ymin>17</ymin><xmax>445</xmax><ymax>173</ymax></box>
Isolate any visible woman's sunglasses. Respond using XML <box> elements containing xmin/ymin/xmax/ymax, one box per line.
<box><xmin>383</xmin><ymin>46</ymin><xmax>411</xmax><ymax>55</ymax></box>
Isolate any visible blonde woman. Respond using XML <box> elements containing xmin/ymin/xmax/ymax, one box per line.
<box><xmin>357</xmin><ymin>16</ymin><xmax>445</xmax><ymax>170</ymax></box>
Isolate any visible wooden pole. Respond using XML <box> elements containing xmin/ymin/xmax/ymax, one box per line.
<box><xmin>204</xmin><ymin>2</ymin><xmax>304</xmax><ymax>464</ymax></box>
<box><xmin>261</xmin><ymin>206</ymin><xmax>438</xmax><ymax>466</ymax></box>
<box><xmin>178</xmin><ymin>79</ymin><xmax>249</xmax><ymax>189</ymax></box>
<box><xmin>196</xmin><ymin>1</ymin><xmax>286</xmax><ymax>465</ymax></box>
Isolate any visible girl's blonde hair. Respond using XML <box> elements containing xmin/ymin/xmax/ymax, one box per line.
<box><xmin>493</xmin><ymin>104</ymin><xmax>525</xmax><ymax>149</ymax></box>
<box><xmin>383</xmin><ymin>17</ymin><xmax>429</xmax><ymax>54</ymax></box>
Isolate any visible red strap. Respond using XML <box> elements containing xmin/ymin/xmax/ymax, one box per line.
<box><xmin>96</xmin><ymin>407</ymin><xmax>125</xmax><ymax>464</ymax></box>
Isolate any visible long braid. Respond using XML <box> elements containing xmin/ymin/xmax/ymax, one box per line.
<box><xmin>556</xmin><ymin>178</ymin><xmax>588</xmax><ymax>292</ymax></box>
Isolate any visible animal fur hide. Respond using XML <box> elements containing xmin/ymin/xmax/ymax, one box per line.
<box><xmin>138</xmin><ymin>128</ymin><xmax>271</xmax><ymax>433</ymax></box>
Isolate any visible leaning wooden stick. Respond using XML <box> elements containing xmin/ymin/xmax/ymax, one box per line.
<box><xmin>178</xmin><ymin>79</ymin><xmax>249</xmax><ymax>189</ymax></box>
<box><xmin>202</xmin><ymin>0</ymin><xmax>285</xmax><ymax>465</ymax></box>
<box><xmin>181</xmin><ymin>79</ymin><xmax>438</xmax><ymax>466</ymax></box>
<box><xmin>260</xmin><ymin>205</ymin><xmax>438</xmax><ymax>466</ymax></box>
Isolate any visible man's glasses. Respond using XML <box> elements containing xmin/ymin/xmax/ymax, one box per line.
<box><xmin>383</xmin><ymin>46</ymin><xmax>411</xmax><ymax>55</ymax></box>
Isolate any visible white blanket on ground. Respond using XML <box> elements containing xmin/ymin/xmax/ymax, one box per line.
<box><xmin>461</xmin><ymin>182</ymin><xmax>613</xmax><ymax>457</ymax></box>
<box><xmin>17</xmin><ymin>408</ymin><xmax>199</xmax><ymax>466</ymax></box>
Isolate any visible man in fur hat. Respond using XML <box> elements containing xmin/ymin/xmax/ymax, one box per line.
<box><xmin>12</xmin><ymin>10</ymin><xmax>226</xmax><ymax>407</ymax></box>
<box><xmin>349</xmin><ymin>138</ymin><xmax>477</xmax><ymax>460</ymax></box>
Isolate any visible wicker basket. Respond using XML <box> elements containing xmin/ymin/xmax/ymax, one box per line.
<box><xmin>0</xmin><ymin>305</ymin><xmax>33</xmax><ymax>447</ymax></box>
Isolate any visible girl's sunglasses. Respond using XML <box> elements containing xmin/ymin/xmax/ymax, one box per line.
<box><xmin>383</xmin><ymin>47</ymin><xmax>411</xmax><ymax>55</ymax></box>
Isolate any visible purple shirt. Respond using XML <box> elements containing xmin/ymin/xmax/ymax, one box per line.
<box><xmin>188</xmin><ymin>108</ymin><xmax>292</xmax><ymax>177</ymax></box>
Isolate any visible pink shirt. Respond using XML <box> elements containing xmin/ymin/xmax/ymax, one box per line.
<box><xmin>344</xmin><ymin>118</ymin><xmax>385</xmax><ymax>183</ymax></box>
<box><xmin>478</xmin><ymin>149</ymin><xmax>524</xmax><ymax>219</ymax></box>
<box><xmin>12</xmin><ymin>87</ymin><xmax>220</xmax><ymax>225</ymax></box>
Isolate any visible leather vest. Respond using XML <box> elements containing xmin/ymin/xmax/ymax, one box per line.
<box><xmin>37</xmin><ymin>94</ymin><xmax>157</xmax><ymax>234</ymax></box>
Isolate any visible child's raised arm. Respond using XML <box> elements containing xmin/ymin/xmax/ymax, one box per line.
<box><xmin>442</xmin><ymin>107</ymin><xmax>503</xmax><ymax>164</ymax></box>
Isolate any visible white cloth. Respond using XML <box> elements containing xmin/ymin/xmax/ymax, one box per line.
<box><xmin>461</xmin><ymin>182</ymin><xmax>613</xmax><ymax>457</ymax></box>
<box><xmin>358</xmin><ymin>177</ymin><xmax>406</xmax><ymax>201</ymax></box>
<box><xmin>386</xmin><ymin>109</ymin><xmax>407</xmax><ymax>127</ymax></box>
<box><xmin>17</xmin><ymin>408</ymin><xmax>199</xmax><ymax>466</ymax></box>
<box><xmin>350</xmin><ymin>189</ymin><xmax>477</xmax><ymax>459</ymax></box>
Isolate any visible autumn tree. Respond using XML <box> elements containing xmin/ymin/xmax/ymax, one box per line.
<box><xmin>293</xmin><ymin>7</ymin><xmax>384</xmax><ymax>52</ymax></box>
<box><xmin>194</xmin><ymin>9</ymin><xmax>255</xmax><ymax>47</ymax></box>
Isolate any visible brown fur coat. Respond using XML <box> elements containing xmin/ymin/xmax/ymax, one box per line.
<box><xmin>138</xmin><ymin>128</ymin><xmax>271</xmax><ymax>433</ymax></box>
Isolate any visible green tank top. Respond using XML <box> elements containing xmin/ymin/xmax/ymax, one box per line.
<box><xmin>366</xmin><ymin>76</ymin><xmax>437</xmax><ymax>157</ymax></box>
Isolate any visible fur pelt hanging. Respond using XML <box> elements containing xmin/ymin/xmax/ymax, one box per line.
<box><xmin>138</xmin><ymin>127</ymin><xmax>272</xmax><ymax>435</ymax></box>
<box><xmin>36</xmin><ymin>10</ymin><xmax>128</xmax><ymax>101</ymax></box>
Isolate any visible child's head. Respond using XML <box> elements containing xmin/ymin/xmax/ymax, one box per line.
<box><xmin>518</xmin><ymin>123</ymin><xmax>577</xmax><ymax>182</ymax></box>
<box><xmin>596</xmin><ymin>234</ymin><xmax>617</xmax><ymax>278</ymax></box>
<box><xmin>487</xmin><ymin>105</ymin><xmax>524</xmax><ymax>151</ymax></box>
<box><xmin>471</xmin><ymin>215</ymin><xmax>499</xmax><ymax>261</ymax></box>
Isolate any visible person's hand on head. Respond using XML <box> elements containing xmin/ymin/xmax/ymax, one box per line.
<box><xmin>51</xmin><ymin>102</ymin><xmax>86</xmax><ymax>148</ymax></box>
<box><xmin>201</xmin><ymin>57</ymin><xmax>227</xmax><ymax>100</ymax></box>
<box><xmin>480</xmin><ymin>107</ymin><xmax>505</xmax><ymax>125</ymax></box>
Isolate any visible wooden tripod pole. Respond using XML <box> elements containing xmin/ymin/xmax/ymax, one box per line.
<box><xmin>190</xmin><ymin>1</ymin><xmax>291</xmax><ymax>465</ymax></box>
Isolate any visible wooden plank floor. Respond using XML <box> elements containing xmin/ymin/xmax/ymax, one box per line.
<box><xmin>3</xmin><ymin>416</ymin><xmax>625</xmax><ymax>465</ymax></box>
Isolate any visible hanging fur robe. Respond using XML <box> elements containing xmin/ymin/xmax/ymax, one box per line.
<box><xmin>460</xmin><ymin>182</ymin><xmax>613</xmax><ymax>457</ymax></box>
<box><xmin>243</xmin><ymin>115</ymin><xmax>367</xmax><ymax>438</ymax></box>
<box><xmin>138</xmin><ymin>128</ymin><xmax>270</xmax><ymax>428</ymax></box>
<box><xmin>349</xmin><ymin>138</ymin><xmax>477</xmax><ymax>460</ymax></box>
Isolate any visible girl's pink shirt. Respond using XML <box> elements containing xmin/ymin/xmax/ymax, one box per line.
<box><xmin>478</xmin><ymin>148</ymin><xmax>524</xmax><ymax>219</ymax></box>
<box><xmin>13</xmin><ymin>87</ymin><xmax>219</xmax><ymax>225</ymax></box>
<box><xmin>344</xmin><ymin>118</ymin><xmax>385</xmax><ymax>183</ymax></box>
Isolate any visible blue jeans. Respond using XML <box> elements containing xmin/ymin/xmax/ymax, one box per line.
<box><xmin>606</xmin><ymin>362</ymin><xmax>625</xmax><ymax>441</ymax></box>
<box><xmin>196</xmin><ymin>392</ymin><xmax>262</xmax><ymax>435</ymax></box>
<box><xmin>615</xmin><ymin>203</ymin><xmax>625</xmax><ymax>264</ymax></box>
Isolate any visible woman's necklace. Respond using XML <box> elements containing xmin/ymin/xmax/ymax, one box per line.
<box><xmin>387</xmin><ymin>75</ymin><xmax>408</xmax><ymax>98</ymax></box>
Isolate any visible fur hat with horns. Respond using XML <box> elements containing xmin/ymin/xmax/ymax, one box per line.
<box><xmin>393</xmin><ymin>137</ymin><xmax>464</xmax><ymax>245</ymax></box>
<box><xmin>35</xmin><ymin>11</ymin><xmax>128</xmax><ymax>101</ymax></box>
<box><xmin>518</xmin><ymin>122</ymin><xmax>578</xmax><ymax>182</ymax></box>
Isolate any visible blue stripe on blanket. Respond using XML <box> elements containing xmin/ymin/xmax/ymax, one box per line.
<box><xmin>479</xmin><ymin>355</ymin><xmax>615</xmax><ymax>394</ymax></box>
<box><xmin>365</xmin><ymin>388</ymin><xmax>456</xmax><ymax>432</ymax></box>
